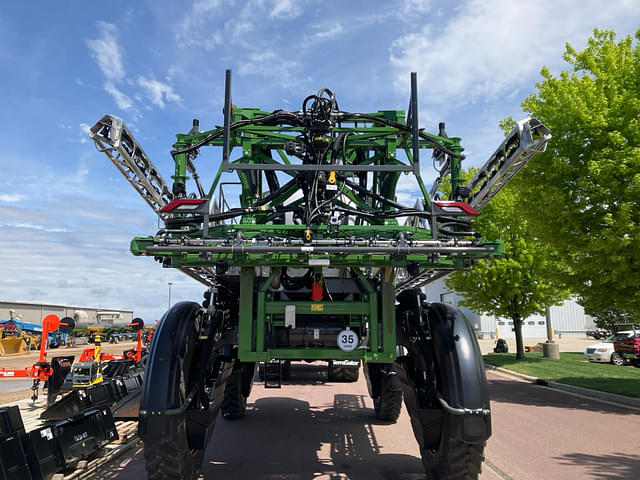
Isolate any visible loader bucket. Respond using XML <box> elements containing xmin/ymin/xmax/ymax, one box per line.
<box><xmin>0</xmin><ymin>337</ymin><xmax>29</xmax><ymax>356</ymax></box>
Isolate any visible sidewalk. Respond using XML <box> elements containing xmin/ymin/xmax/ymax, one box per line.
<box><xmin>478</xmin><ymin>337</ymin><xmax>640</xmax><ymax>410</ymax></box>
<box><xmin>485</xmin><ymin>363</ymin><xmax>640</xmax><ymax>410</ymax></box>
<box><xmin>477</xmin><ymin>337</ymin><xmax>593</xmax><ymax>355</ymax></box>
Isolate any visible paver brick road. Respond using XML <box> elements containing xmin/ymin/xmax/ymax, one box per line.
<box><xmin>88</xmin><ymin>362</ymin><xmax>640</xmax><ymax>480</ymax></box>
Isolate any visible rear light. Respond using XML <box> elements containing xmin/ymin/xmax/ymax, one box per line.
<box><xmin>433</xmin><ymin>201</ymin><xmax>479</xmax><ymax>216</ymax></box>
<box><xmin>160</xmin><ymin>199</ymin><xmax>207</xmax><ymax>213</ymax></box>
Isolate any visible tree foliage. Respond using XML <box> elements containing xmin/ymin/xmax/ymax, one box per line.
<box><xmin>515</xmin><ymin>28</ymin><xmax>640</xmax><ymax>316</ymax></box>
<box><xmin>446</xmin><ymin>182</ymin><xmax>568</xmax><ymax>359</ymax></box>
<box><xmin>591</xmin><ymin>309</ymin><xmax>637</xmax><ymax>333</ymax></box>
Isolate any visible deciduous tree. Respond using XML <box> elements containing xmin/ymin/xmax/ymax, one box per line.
<box><xmin>514</xmin><ymin>28</ymin><xmax>640</xmax><ymax>316</ymax></box>
<box><xmin>446</xmin><ymin>184</ymin><xmax>567</xmax><ymax>359</ymax></box>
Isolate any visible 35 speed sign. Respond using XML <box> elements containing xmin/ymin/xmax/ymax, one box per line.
<box><xmin>337</xmin><ymin>329</ymin><xmax>359</xmax><ymax>352</ymax></box>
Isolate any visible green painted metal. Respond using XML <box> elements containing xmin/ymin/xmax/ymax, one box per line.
<box><xmin>380</xmin><ymin>267</ymin><xmax>396</xmax><ymax>355</ymax></box>
<box><xmin>264</xmin><ymin>301</ymin><xmax>369</xmax><ymax>316</ymax></box>
<box><xmin>113</xmin><ymin>86</ymin><xmax>513</xmax><ymax>365</ymax></box>
<box><xmin>172</xmin><ymin>152</ymin><xmax>188</xmax><ymax>189</ymax></box>
<box><xmin>239</xmin><ymin>348</ymin><xmax>395</xmax><ymax>363</ymax></box>
<box><xmin>90</xmin><ymin>72</ymin><xmax>551</xmax><ymax>373</ymax></box>
<box><xmin>238</xmin><ymin>267</ymin><xmax>254</xmax><ymax>358</ymax></box>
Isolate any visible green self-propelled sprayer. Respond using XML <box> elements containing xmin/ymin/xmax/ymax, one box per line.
<box><xmin>90</xmin><ymin>71</ymin><xmax>550</xmax><ymax>479</ymax></box>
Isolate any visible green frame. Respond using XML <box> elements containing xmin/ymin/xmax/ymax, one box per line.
<box><xmin>236</xmin><ymin>266</ymin><xmax>396</xmax><ymax>363</ymax></box>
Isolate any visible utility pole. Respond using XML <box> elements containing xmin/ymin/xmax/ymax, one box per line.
<box><xmin>543</xmin><ymin>306</ymin><xmax>560</xmax><ymax>359</ymax></box>
<box><xmin>545</xmin><ymin>307</ymin><xmax>554</xmax><ymax>341</ymax></box>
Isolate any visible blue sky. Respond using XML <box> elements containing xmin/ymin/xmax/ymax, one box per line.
<box><xmin>0</xmin><ymin>0</ymin><xmax>637</xmax><ymax>323</ymax></box>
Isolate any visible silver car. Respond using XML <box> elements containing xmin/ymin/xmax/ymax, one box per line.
<box><xmin>584</xmin><ymin>331</ymin><xmax>634</xmax><ymax>365</ymax></box>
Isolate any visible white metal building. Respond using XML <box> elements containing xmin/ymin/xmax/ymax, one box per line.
<box><xmin>0</xmin><ymin>301</ymin><xmax>133</xmax><ymax>327</ymax></box>
<box><xmin>424</xmin><ymin>277</ymin><xmax>595</xmax><ymax>339</ymax></box>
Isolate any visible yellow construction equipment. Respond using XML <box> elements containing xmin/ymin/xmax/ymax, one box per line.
<box><xmin>0</xmin><ymin>336</ymin><xmax>29</xmax><ymax>356</ymax></box>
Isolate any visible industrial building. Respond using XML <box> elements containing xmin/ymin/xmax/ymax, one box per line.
<box><xmin>0</xmin><ymin>300</ymin><xmax>133</xmax><ymax>327</ymax></box>
<box><xmin>425</xmin><ymin>277</ymin><xmax>595</xmax><ymax>339</ymax></box>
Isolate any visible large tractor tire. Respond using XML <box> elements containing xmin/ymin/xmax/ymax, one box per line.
<box><xmin>363</xmin><ymin>363</ymin><xmax>403</xmax><ymax>422</ymax></box>
<box><xmin>139</xmin><ymin>302</ymin><xmax>230</xmax><ymax>480</ymax></box>
<box><xmin>327</xmin><ymin>360</ymin><xmax>360</xmax><ymax>382</ymax></box>
<box><xmin>222</xmin><ymin>361</ymin><xmax>256</xmax><ymax>420</ymax></box>
<box><xmin>396</xmin><ymin>294</ymin><xmax>491</xmax><ymax>479</ymax></box>
<box><xmin>374</xmin><ymin>376</ymin><xmax>403</xmax><ymax>422</ymax></box>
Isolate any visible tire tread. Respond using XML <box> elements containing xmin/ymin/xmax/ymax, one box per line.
<box><xmin>374</xmin><ymin>386</ymin><xmax>403</xmax><ymax>422</ymax></box>
<box><xmin>221</xmin><ymin>369</ymin><xmax>247</xmax><ymax>420</ymax></box>
<box><xmin>144</xmin><ymin>423</ymin><xmax>201</xmax><ymax>480</ymax></box>
<box><xmin>422</xmin><ymin>438</ymin><xmax>485</xmax><ymax>479</ymax></box>
<box><xmin>327</xmin><ymin>363</ymin><xmax>360</xmax><ymax>382</ymax></box>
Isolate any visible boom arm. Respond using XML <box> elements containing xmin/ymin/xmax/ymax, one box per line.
<box><xmin>430</xmin><ymin>117</ymin><xmax>552</xmax><ymax>210</ymax></box>
<box><xmin>89</xmin><ymin>72</ymin><xmax>551</xmax><ymax>291</ymax></box>
<box><xmin>90</xmin><ymin>115</ymin><xmax>218</xmax><ymax>287</ymax></box>
<box><xmin>89</xmin><ymin>115</ymin><xmax>173</xmax><ymax>218</ymax></box>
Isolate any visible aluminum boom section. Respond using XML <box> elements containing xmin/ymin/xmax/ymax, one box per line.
<box><xmin>430</xmin><ymin>117</ymin><xmax>551</xmax><ymax>210</ymax></box>
<box><xmin>464</xmin><ymin>117</ymin><xmax>551</xmax><ymax>210</ymax></box>
<box><xmin>90</xmin><ymin>115</ymin><xmax>218</xmax><ymax>287</ymax></box>
<box><xmin>89</xmin><ymin>114</ymin><xmax>173</xmax><ymax>218</ymax></box>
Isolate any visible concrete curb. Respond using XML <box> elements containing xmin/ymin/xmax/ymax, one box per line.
<box><xmin>484</xmin><ymin>364</ymin><xmax>640</xmax><ymax>410</ymax></box>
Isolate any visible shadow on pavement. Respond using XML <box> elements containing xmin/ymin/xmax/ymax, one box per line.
<box><xmin>202</xmin><ymin>394</ymin><xmax>425</xmax><ymax>480</ymax></box>
<box><xmin>255</xmin><ymin>362</ymin><xmax>365</xmax><ymax>387</ymax></box>
<box><xmin>487</xmin><ymin>376</ymin><xmax>635</xmax><ymax>415</ymax></box>
<box><xmin>271</xmin><ymin>362</ymin><xmax>333</xmax><ymax>386</ymax></box>
<box><xmin>553</xmin><ymin>452</ymin><xmax>640</xmax><ymax>479</ymax></box>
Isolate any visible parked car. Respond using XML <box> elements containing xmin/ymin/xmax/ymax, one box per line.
<box><xmin>586</xmin><ymin>329</ymin><xmax>610</xmax><ymax>340</ymax></box>
<box><xmin>613</xmin><ymin>331</ymin><xmax>640</xmax><ymax>367</ymax></box>
<box><xmin>584</xmin><ymin>331</ymin><xmax>634</xmax><ymax>365</ymax></box>
<box><xmin>107</xmin><ymin>331</ymin><xmax>138</xmax><ymax>343</ymax></box>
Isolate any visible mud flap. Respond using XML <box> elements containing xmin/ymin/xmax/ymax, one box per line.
<box><xmin>426</xmin><ymin>302</ymin><xmax>491</xmax><ymax>444</ymax></box>
<box><xmin>139</xmin><ymin>302</ymin><xmax>232</xmax><ymax>453</ymax></box>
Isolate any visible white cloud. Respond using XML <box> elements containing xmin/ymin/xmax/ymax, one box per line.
<box><xmin>86</xmin><ymin>22</ymin><xmax>137</xmax><ymax>112</ymax></box>
<box><xmin>302</xmin><ymin>22</ymin><xmax>345</xmax><ymax>47</ymax></box>
<box><xmin>0</xmin><ymin>174</ymin><xmax>204</xmax><ymax>321</ymax></box>
<box><xmin>389</xmin><ymin>0</ymin><xmax>639</xmax><ymax>118</ymax></box>
<box><xmin>312</xmin><ymin>23</ymin><xmax>343</xmax><ymax>40</ymax></box>
<box><xmin>175</xmin><ymin>0</ymin><xmax>300</xmax><ymax>50</ymax></box>
<box><xmin>0</xmin><ymin>223</ymin><xmax>203</xmax><ymax>321</ymax></box>
<box><xmin>78</xmin><ymin>123</ymin><xmax>91</xmax><ymax>144</ymax></box>
<box><xmin>104</xmin><ymin>81</ymin><xmax>133</xmax><ymax>110</ymax></box>
<box><xmin>270</xmin><ymin>0</ymin><xmax>302</xmax><ymax>19</ymax></box>
<box><xmin>137</xmin><ymin>76</ymin><xmax>182</xmax><ymax>108</ymax></box>
<box><xmin>175</xmin><ymin>0</ymin><xmax>224</xmax><ymax>49</ymax></box>
<box><xmin>176</xmin><ymin>15</ymin><xmax>254</xmax><ymax>50</ymax></box>
<box><xmin>399</xmin><ymin>0</ymin><xmax>432</xmax><ymax>15</ymax></box>
<box><xmin>2</xmin><ymin>222</ymin><xmax>71</xmax><ymax>233</ymax></box>
<box><xmin>238</xmin><ymin>51</ymin><xmax>302</xmax><ymax>88</ymax></box>
<box><xmin>229</xmin><ymin>20</ymin><xmax>255</xmax><ymax>43</ymax></box>
<box><xmin>86</xmin><ymin>22</ymin><xmax>125</xmax><ymax>82</ymax></box>
<box><xmin>0</xmin><ymin>193</ymin><xmax>24</xmax><ymax>202</ymax></box>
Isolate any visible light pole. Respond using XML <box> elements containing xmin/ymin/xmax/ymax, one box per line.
<box><xmin>543</xmin><ymin>306</ymin><xmax>560</xmax><ymax>359</ymax></box>
<box><xmin>168</xmin><ymin>282</ymin><xmax>173</xmax><ymax>310</ymax></box>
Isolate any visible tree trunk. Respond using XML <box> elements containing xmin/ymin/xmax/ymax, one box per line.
<box><xmin>513</xmin><ymin>314</ymin><xmax>525</xmax><ymax>359</ymax></box>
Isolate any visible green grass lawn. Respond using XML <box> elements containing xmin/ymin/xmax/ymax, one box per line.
<box><xmin>484</xmin><ymin>352</ymin><xmax>640</xmax><ymax>398</ymax></box>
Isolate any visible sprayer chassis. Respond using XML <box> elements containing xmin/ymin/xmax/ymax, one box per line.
<box><xmin>90</xmin><ymin>70</ymin><xmax>550</xmax><ymax>479</ymax></box>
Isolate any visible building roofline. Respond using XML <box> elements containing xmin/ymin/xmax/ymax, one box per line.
<box><xmin>0</xmin><ymin>299</ymin><xmax>133</xmax><ymax>314</ymax></box>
